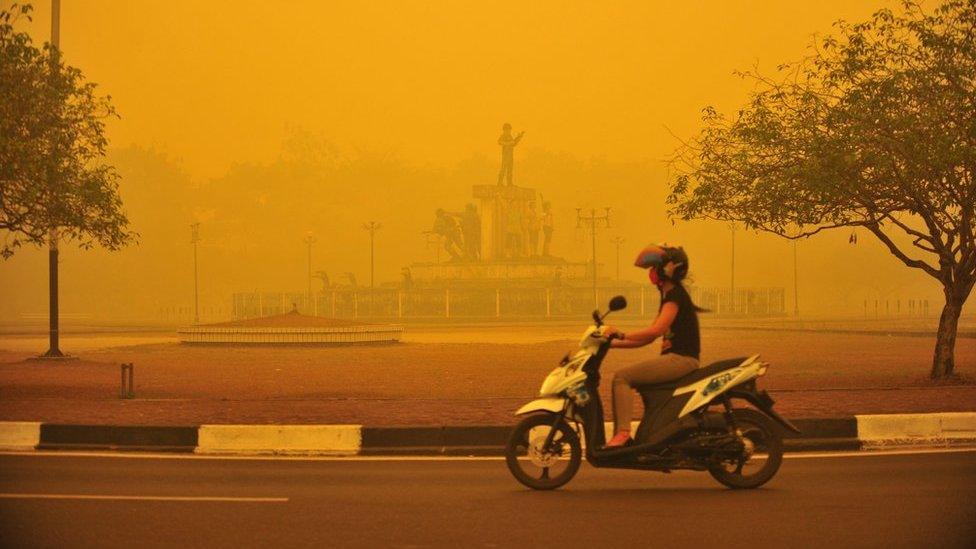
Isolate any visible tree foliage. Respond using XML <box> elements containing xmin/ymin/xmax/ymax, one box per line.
<box><xmin>668</xmin><ymin>1</ymin><xmax>975</xmax><ymax>377</ymax></box>
<box><xmin>0</xmin><ymin>2</ymin><xmax>133</xmax><ymax>258</ymax></box>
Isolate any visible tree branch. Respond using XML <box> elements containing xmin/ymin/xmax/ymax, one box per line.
<box><xmin>865</xmin><ymin>222</ymin><xmax>941</xmax><ymax>279</ymax></box>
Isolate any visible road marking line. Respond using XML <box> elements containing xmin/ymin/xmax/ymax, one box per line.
<box><xmin>0</xmin><ymin>493</ymin><xmax>288</xmax><ymax>502</ymax></box>
<box><xmin>0</xmin><ymin>447</ymin><xmax>973</xmax><ymax>461</ymax></box>
<box><xmin>783</xmin><ymin>447</ymin><xmax>976</xmax><ymax>459</ymax></box>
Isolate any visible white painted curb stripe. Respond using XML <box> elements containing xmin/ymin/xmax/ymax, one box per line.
<box><xmin>0</xmin><ymin>422</ymin><xmax>41</xmax><ymax>450</ymax></box>
<box><xmin>0</xmin><ymin>493</ymin><xmax>288</xmax><ymax>502</ymax></box>
<box><xmin>856</xmin><ymin>412</ymin><xmax>976</xmax><ymax>441</ymax></box>
<box><xmin>196</xmin><ymin>425</ymin><xmax>362</xmax><ymax>455</ymax></box>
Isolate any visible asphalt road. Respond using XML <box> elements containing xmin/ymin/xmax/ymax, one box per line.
<box><xmin>1</xmin><ymin>450</ymin><xmax>974</xmax><ymax>548</ymax></box>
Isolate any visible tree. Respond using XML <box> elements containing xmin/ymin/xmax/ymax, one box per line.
<box><xmin>0</xmin><ymin>2</ymin><xmax>132</xmax><ymax>259</ymax></box>
<box><xmin>667</xmin><ymin>0</ymin><xmax>975</xmax><ymax>379</ymax></box>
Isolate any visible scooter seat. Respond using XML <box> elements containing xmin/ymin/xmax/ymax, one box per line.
<box><xmin>635</xmin><ymin>357</ymin><xmax>749</xmax><ymax>392</ymax></box>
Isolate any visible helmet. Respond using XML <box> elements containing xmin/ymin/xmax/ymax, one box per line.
<box><xmin>634</xmin><ymin>244</ymin><xmax>689</xmax><ymax>285</ymax></box>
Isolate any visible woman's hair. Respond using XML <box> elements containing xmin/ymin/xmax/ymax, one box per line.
<box><xmin>666</xmin><ymin>271</ymin><xmax>709</xmax><ymax>313</ymax></box>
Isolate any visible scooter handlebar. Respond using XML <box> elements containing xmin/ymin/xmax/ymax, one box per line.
<box><xmin>591</xmin><ymin>328</ymin><xmax>623</xmax><ymax>340</ymax></box>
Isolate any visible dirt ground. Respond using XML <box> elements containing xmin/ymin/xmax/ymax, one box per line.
<box><xmin>0</xmin><ymin>327</ymin><xmax>973</xmax><ymax>426</ymax></box>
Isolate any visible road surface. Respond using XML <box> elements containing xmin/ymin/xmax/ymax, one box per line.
<box><xmin>1</xmin><ymin>450</ymin><xmax>974</xmax><ymax>548</ymax></box>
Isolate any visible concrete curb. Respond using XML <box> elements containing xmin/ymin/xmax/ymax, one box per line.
<box><xmin>197</xmin><ymin>424</ymin><xmax>362</xmax><ymax>455</ymax></box>
<box><xmin>0</xmin><ymin>421</ymin><xmax>41</xmax><ymax>451</ymax></box>
<box><xmin>37</xmin><ymin>425</ymin><xmax>198</xmax><ymax>452</ymax></box>
<box><xmin>1</xmin><ymin>412</ymin><xmax>973</xmax><ymax>455</ymax></box>
<box><xmin>856</xmin><ymin>413</ymin><xmax>976</xmax><ymax>447</ymax></box>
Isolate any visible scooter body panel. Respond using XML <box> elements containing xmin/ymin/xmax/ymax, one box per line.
<box><xmin>515</xmin><ymin>397</ymin><xmax>567</xmax><ymax>416</ymax></box>
<box><xmin>672</xmin><ymin>355</ymin><xmax>763</xmax><ymax>417</ymax></box>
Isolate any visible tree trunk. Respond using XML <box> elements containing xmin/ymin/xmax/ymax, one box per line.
<box><xmin>930</xmin><ymin>292</ymin><xmax>963</xmax><ymax>379</ymax></box>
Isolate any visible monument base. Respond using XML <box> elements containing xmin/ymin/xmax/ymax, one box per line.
<box><xmin>179</xmin><ymin>312</ymin><xmax>403</xmax><ymax>345</ymax></box>
<box><xmin>407</xmin><ymin>257</ymin><xmax>589</xmax><ymax>288</ymax></box>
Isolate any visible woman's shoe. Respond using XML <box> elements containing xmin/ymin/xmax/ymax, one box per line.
<box><xmin>604</xmin><ymin>431</ymin><xmax>632</xmax><ymax>448</ymax></box>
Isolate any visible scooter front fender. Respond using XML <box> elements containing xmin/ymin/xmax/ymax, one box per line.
<box><xmin>515</xmin><ymin>397</ymin><xmax>567</xmax><ymax>416</ymax></box>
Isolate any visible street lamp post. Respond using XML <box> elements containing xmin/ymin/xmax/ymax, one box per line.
<box><xmin>610</xmin><ymin>236</ymin><xmax>625</xmax><ymax>282</ymax></box>
<box><xmin>190</xmin><ymin>223</ymin><xmax>200</xmax><ymax>323</ymax></box>
<box><xmin>362</xmin><ymin>222</ymin><xmax>381</xmax><ymax>289</ymax></box>
<box><xmin>40</xmin><ymin>0</ymin><xmax>65</xmax><ymax>358</ymax></box>
<box><xmin>303</xmin><ymin>233</ymin><xmax>317</xmax><ymax>313</ymax></box>
<box><xmin>363</xmin><ymin>222</ymin><xmax>381</xmax><ymax>316</ymax></box>
<box><xmin>577</xmin><ymin>208</ymin><xmax>611</xmax><ymax>308</ymax></box>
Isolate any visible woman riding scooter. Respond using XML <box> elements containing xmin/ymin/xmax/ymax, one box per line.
<box><xmin>603</xmin><ymin>244</ymin><xmax>704</xmax><ymax>448</ymax></box>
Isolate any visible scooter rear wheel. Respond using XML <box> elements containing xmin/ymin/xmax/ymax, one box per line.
<box><xmin>708</xmin><ymin>408</ymin><xmax>784</xmax><ymax>489</ymax></box>
<box><xmin>505</xmin><ymin>412</ymin><xmax>582</xmax><ymax>490</ymax></box>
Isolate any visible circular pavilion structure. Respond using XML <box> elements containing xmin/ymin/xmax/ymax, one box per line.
<box><xmin>179</xmin><ymin>311</ymin><xmax>402</xmax><ymax>345</ymax></box>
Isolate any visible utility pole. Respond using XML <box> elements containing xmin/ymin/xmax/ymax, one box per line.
<box><xmin>40</xmin><ymin>0</ymin><xmax>65</xmax><ymax>358</ymax></box>
<box><xmin>190</xmin><ymin>223</ymin><xmax>200</xmax><ymax>324</ymax></box>
<box><xmin>303</xmin><ymin>233</ymin><xmax>317</xmax><ymax>312</ymax></box>
<box><xmin>362</xmin><ymin>222</ymin><xmax>381</xmax><ymax>288</ymax></box>
<box><xmin>793</xmin><ymin>239</ymin><xmax>800</xmax><ymax>317</ymax></box>
<box><xmin>577</xmin><ymin>207</ymin><xmax>611</xmax><ymax>308</ymax></box>
<box><xmin>610</xmin><ymin>236</ymin><xmax>625</xmax><ymax>282</ymax></box>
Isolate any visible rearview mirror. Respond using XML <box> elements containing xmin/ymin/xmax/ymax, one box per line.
<box><xmin>608</xmin><ymin>295</ymin><xmax>627</xmax><ymax>312</ymax></box>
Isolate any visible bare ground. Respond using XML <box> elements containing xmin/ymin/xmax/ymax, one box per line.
<box><xmin>0</xmin><ymin>328</ymin><xmax>973</xmax><ymax>425</ymax></box>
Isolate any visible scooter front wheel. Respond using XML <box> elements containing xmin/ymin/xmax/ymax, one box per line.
<box><xmin>505</xmin><ymin>412</ymin><xmax>582</xmax><ymax>490</ymax></box>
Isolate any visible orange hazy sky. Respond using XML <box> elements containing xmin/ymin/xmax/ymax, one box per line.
<box><xmin>25</xmin><ymin>0</ymin><xmax>891</xmax><ymax>179</ymax></box>
<box><xmin>8</xmin><ymin>0</ymin><xmax>954</xmax><ymax>322</ymax></box>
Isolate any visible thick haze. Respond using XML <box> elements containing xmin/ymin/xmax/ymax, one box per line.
<box><xmin>3</xmin><ymin>0</ymin><xmax>959</xmax><ymax>322</ymax></box>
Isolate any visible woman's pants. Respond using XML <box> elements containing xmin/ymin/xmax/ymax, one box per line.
<box><xmin>612</xmin><ymin>354</ymin><xmax>699</xmax><ymax>433</ymax></box>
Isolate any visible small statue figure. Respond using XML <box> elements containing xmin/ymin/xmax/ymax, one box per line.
<box><xmin>314</xmin><ymin>270</ymin><xmax>331</xmax><ymax>291</ymax></box>
<box><xmin>542</xmin><ymin>201</ymin><xmax>554</xmax><ymax>257</ymax></box>
<box><xmin>526</xmin><ymin>201</ymin><xmax>541</xmax><ymax>256</ymax></box>
<box><xmin>497</xmin><ymin>123</ymin><xmax>525</xmax><ymax>186</ymax></box>
<box><xmin>460</xmin><ymin>203</ymin><xmax>482</xmax><ymax>260</ymax></box>
<box><xmin>433</xmin><ymin>208</ymin><xmax>464</xmax><ymax>260</ymax></box>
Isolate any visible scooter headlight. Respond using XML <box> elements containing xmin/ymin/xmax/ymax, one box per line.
<box><xmin>757</xmin><ymin>363</ymin><xmax>769</xmax><ymax>377</ymax></box>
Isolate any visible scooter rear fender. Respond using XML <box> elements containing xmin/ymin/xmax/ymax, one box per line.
<box><xmin>726</xmin><ymin>381</ymin><xmax>801</xmax><ymax>434</ymax></box>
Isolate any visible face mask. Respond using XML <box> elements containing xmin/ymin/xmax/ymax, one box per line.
<box><xmin>648</xmin><ymin>268</ymin><xmax>661</xmax><ymax>286</ymax></box>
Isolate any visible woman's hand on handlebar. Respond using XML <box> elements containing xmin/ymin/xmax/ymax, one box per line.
<box><xmin>602</xmin><ymin>326</ymin><xmax>623</xmax><ymax>340</ymax></box>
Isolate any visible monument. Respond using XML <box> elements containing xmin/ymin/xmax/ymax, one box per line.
<box><xmin>407</xmin><ymin>125</ymin><xmax>588</xmax><ymax>286</ymax></box>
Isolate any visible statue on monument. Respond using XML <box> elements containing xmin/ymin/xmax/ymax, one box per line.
<box><xmin>542</xmin><ymin>200</ymin><xmax>554</xmax><ymax>257</ymax></box>
<box><xmin>431</xmin><ymin>208</ymin><xmax>464</xmax><ymax>261</ymax></box>
<box><xmin>526</xmin><ymin>201</ymin><xmax>541</xmax><ymax>256</ymax></box>
<box><xmin>497</xmin><ymin>123</ymin><xmax>524</xmax><ymax>186</ymax></box>
<box><xmin>459</xmin><ymin>203</ymin><xmax>481</xmax><ymax>260</ymax></box>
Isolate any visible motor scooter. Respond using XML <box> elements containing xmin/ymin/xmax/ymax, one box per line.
<box><xmin>505</xmin><ymin>295</ymin><xmax>800</xmax><ymax>490</ymax></box>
